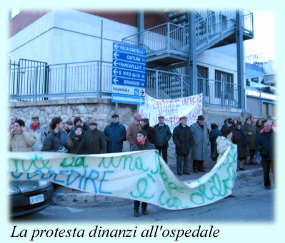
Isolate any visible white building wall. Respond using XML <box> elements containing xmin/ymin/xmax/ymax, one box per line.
<box><xmin>9</xmin><ymin>10</ymin><xmax>248</xmax><ymax>106</ymax></box>
<box><xmin>9</xmin><ymin>10</ymin><xmax>138</xmax><ymax>64</ymax></box>
<box><xmin>198</xmin><ymin>44</ymin><xmax>238</xmax><ymax>82</ymax></box>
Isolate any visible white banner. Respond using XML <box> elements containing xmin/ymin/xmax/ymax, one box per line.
<box><xmin>139</xmin><ymin>94</ymin><xmax>203</xmax><ymax>131</ymax></box>
<box><xmin>9</xmin><ymin>145</ymin><xmax>237</xmax><ymax>210</ymax></box>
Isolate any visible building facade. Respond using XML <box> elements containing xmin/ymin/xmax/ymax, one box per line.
<box><xmin>9</xmin><ymin>10</ymin><xmax>255</xmax><ymax>125</ymax></box>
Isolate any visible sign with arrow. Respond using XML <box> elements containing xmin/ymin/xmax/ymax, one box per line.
<box><xmin>112</xmin><ymin>42</ymin><xmax>146</xmax><ymax>99</ymax></box>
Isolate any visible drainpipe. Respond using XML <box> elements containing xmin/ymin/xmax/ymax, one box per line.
<box><xmin>137</xmin><ymin>11</ymin><xmax>144</xmax><ymax>112</ymax></box>
<box><xmin>137</xmin><ymin>11</ymin><xmax>144</xmax><ymax>47</ymax></box>
<box><xmin>188</xmin><ymin>11</ymin><xmax>197</xmax><ymax>96</ymax></box>
<box><xmin>236</xmin><ymin>9</ymin><xmax>246</xmax><ymax>111</ymax></box>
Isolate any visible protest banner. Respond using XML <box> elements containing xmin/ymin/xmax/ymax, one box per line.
<box><xmin>9</xmin><ymin>144</ymin><xmax>237</xmax><ymax>210</ymax></box>
<box><xmin>139</xmin><ymin>94</ymin><xmax>203</xmax><ymax>131</ymax></box>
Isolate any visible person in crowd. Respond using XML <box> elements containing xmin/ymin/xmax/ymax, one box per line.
<box><xmin>70</xmin><ymin>116</ymin><xmax>83</xmax><ymax>137</ymax></box>
<box><xmin>131</xmin><ymin>130</ymin><xmax>155</xmax><ymax>217</ymax></box>
<box><xmin>209</xmin><ymin>123</ymin><xmax>221</xmax><ymax>162</ymax></box>
<box><xmin>258</xmin><ymin>120</ymin><xmax>268</xmax><ymax>134</ymax></box>
<box><xmin>63</xmin><ymin>120</ymin><xmax>73</xmax><ymax>136</ymax></box>
<box><xmin>83</xmin><ymin>116</ymin><xmax>93</xmax><ymax>132</ymax></box>
<box><xmin>10</xmin><ymin>115</ymin><xmax>17</xmax><ymax>132</ymax></box>
<box><xmin>74</xmin><ymin>116</ymin><xmax>83</xmax><ymax>127</ymax></box>
<box><xmin>83</xmin><ymin>121</ymin><xmax>106</xmax><ymax>154</ymax></box>
<box><xmin>272</xmin><ymin>120</ymin><xmax>277</xmax><ymax>132</ymax></box>
<box><xmin>10</xmin><ymin>119</ymin><xmax>36</xmax><ymax>152</ymax></box>
<box><xmin>153</xmin><ymin>115</ymin><xmax>172</xmax><ymax>163</ymax></box>
<box><xmin>243</xmin><ymin>117</ymin><xmax>257</xmax><ymax>165</ymax></box>
<box><xmin>126</xmin><ymin>113</ymin><xmax>142</xmax><ymax>149</ymax></box>
<box><xmin>140</xmin><ymin>118</ymin><xmax>156</xmax><ymax>145</ymax></box>
<box><xmin>248</xmin><ymin>115</ymin><xmax>254</xmax><ymax>124</ymax></box>
<box><xmin>216</xmin><ymin>127</ymin><xmax>233</xmax><ymax>161</ymax></box>
<box><xmin>221</xmin><ymin>118</ymin><xmax>233</xmax><ymax>134</ymax></box>
<box><xmin>69</xmin><ymin>125</ymin><xmax>86</xmax><ymax>154</ymax></box>
<box><xmin>190</xmin><ymin>115</ymin><xmax>210</xmax><ymax>173</ymax></box>
<box><xmin>29</xmin><ymin>115</ymin><xmax>46</xmax><ymax>151</ymax></box>
<box><xmin>104</xmin><ymin>114</ymin><xmax>126</xmax><ymax>153</ymax></box>
<box><xmin>42</xmin><ymin>117</ymin><xmax>72</xmax><ymax>152</ymax></box>
<box><xmin>255</xmin><ymin>120</ymin><xmax>274</xmax><ymax>190</ymax></box>
<box><xmin>256</xmin><ymin>119</ymin><xmax>264</xmax><ymax>134</ymax></box>
<box><xmin>232</xmin><ymin>121</ymin><xmax>248</xmax><ymax>170</ymax></box>
<box><xmin>232</xmin><ymin>119</ymin><xmax>238</xmax><ymax>128</ymax></box>
<box><xmin>216</xmin><ymin>127</ymin><xmax>236</xmax><ymax>198</ymax></box>
<box><xmin>173</xmin><ymin>116</ymin><xmax>193</xmax><ymax>175</ymax></box>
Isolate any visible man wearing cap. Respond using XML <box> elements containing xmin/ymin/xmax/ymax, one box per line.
<box><xmin>104</xmin><ymin>114</ymin><xmax>126</xmax><ymax>153</ymax></box>
<box><xmin>173</xmin><ymin>116</ymin><xmax>193</xmax><ymax>175</ymax></box>
<box><xmin>29</xmin><ymin>115</ymin><xmax>46</xmax><ymax>151</ymax></box>
<box><xmin>127</xmin><ymin>113</ymin><xmax>142</xmax><ymax>149</ymax></box>
<box><xmin>140</xmin><ymin>118</ymin><xmax>156</xmax><ymax>145</ymax></box>
<box><xmin>190</xmin><ymin>115</ymin><xmax>210</xmax><ymax>173</ymax></box>
<box><xmin>83</xmin><ymin>121</ymin><xmax>106</xmax><ymax>154</ymax></box>
<box><xmin>154</xmin><ymin>115</ymin><xmax>172</xmax><ymax>163</ymax></box>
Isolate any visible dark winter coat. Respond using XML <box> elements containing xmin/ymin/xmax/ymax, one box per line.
<box><xmin>255</xmin><ymin>130</ymin><xmax>274</xmax><ymax>160</ymax></box>
<box><xmin>190</xmin><ymin>122</ymin><xmax>210</xmax><ymax>161</ymax></box>
<box><xmin>209</xmin><ymin>128</ymin><xmax>221</xmax><ymax>145</ymax></box>
<box><xmin>69</xmin><ymin>134</ymin><xmax>85</xmax><ymax>154</ymax></box>
<box><xmin>131</xmin><ymin>141</ymin><xmax>155</xmax><ymax>151</ymax></box>
<box><xmin>173</xmin><ymin>124</ymin><xmax>193</xmax><ymax>156</ymax></box>
<box><xmin>209</xmin><ymin>128</ymin><xmax>221</xmax><ymax>159</ymax></box>
<box><xmin>153</xmin><ymin>123</ymin><xmax>172</xmax><ymax>147</ymax></box>
<box><xmin>256</xmin><ymin>125</ymin><xmax>263</xmax><ymax>135</ymax></box>
<box><xmin>83</xmin><ymin>129</ymin><xmax>106</xmax><ymax>154</ymax></box>
<box><xmin>60</xmin><ymin>131</ymin><xmax>70</xmax><ymax>147</ymax></box>
<box><xmin>42</xmin><ymin>130</ymin><xmax>72</xmax><ymax>152</ymax></box>
<box><xmin>104</xmin><ymin>122</ymin><xmax>126</xmax><ymax>153</ymax></box>
<box><xmin>243</xmin><ymin>124</ymin><xmax>256</xmax><ymax>150</ymax></box>
<box><xmin>142</xmin><ymin>124</ymin><xmax>156</xmax><ymax>145</ymax></box>
<box><xmin>232</xmin><ymin>128</ymin><xmax>248</xmax><ymax>160</ymax></box>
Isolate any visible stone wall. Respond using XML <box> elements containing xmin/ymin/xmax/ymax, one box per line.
<box><xmin>10</xmin><ymin>98</ymin><xmax>137</xmax><ymax>132</ymax></box>
<box><xmin>10</xmin><ymin>98</ymin><xmax>248</xmax><ymax>132</ymax></box>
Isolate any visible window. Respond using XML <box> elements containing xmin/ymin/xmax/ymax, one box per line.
<box><xmin>251</xmin><ymin>77</ymin><xmax>259</xmax><ymax>83</ymax></box>
<box><xmin>198</xmin><ymin>65</ymin><xmax>209</xmax><ymax>96</ymax></box>
<box><xmin>215</xmin><ymin>70</ymin><xmax>234</xmax><ymax>99</ymax></box>
<box><xmin>220</xmin><ymin>15</ymin><xmax>227</xmax><ymax>30</ymax></box>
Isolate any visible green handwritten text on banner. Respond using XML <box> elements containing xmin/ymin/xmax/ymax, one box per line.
<box><xmin>9</xmin><ymin>145</ymin><xmax>237</xmax><ymax>210</ymax></box>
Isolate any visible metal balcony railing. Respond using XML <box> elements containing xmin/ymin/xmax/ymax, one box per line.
<box><xmin>122</xmin><ymin>22</ymin><xmax>189</xmax><ymax>58</ymax></box>
<box><xmin>122</xmin><ymin>11</ymin><xmax>253</xmax><ymax>59</ymax></box>
<box><xmin>9</xmin><ymin>59</ymin><xmax>241</xmax><ymax>109</ymax></box>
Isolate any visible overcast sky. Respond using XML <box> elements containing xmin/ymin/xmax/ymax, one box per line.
<box><xmin>244</xmin><ymin>10</ymin><xmax>275</xmax><ymax>62</ymax></box>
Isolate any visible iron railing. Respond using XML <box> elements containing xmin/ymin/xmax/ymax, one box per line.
<box><xmin>9</xmin><ymin>59</ymin><xmax>241</xmax><ymax>108</ymax></box>
<box><xmin>122</xmin><ymin>22</ymin><xmax>189</xmax><ymax>58</ymax></box>
<box><xmin>122</xmin><ymin>11</ymin><xmax>253</xmax><ymax>58</ymax></box>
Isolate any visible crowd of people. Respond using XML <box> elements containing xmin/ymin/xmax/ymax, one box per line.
<box><xmin>211</xmin><ymin>116</ymin><xmax>275</xmax><ymax>190</ymax></box>
<box><xmin>9</xmin><ymin>113</ymin><xmax>275</xmax><ymax>216</ymax></box>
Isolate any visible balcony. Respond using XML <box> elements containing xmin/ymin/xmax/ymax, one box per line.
<box><xmin>122</xmin><ymin>11</ymin><xmax>254</xmax><ymax>67</ymax></box>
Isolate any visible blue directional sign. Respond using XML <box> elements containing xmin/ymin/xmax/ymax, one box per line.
<box><xmin>112</xmin><ymin>42</ymin><xmax>146</xmax><ymax>98</ymax></box>
<box><xmin>112</xmin><ymin>94</ymin><xmax>145</xmax><ymax>105</ymax></box>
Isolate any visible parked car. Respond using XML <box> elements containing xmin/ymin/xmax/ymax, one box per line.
<box><xmin>10</xmin><ymin>179</ymin><xmax>54</xmax><ymax>218</ymax></box>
